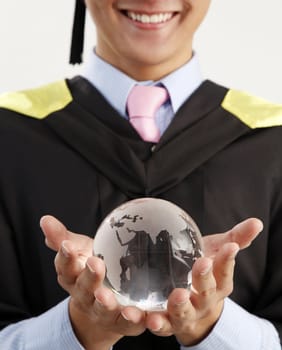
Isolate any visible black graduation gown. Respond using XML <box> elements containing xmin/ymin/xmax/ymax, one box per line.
<box><xmin>0</xmin><ymin>76</ymin><xmax>281</xmax><ymax>348</ymax></box>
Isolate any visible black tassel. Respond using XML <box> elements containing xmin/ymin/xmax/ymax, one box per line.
<box><xmin>69</xmin><ymin>0</ymin><xmax>86</xmax><ymax>64</ymax></box>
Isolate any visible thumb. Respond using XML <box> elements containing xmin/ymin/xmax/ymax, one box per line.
<box><xmin>229</xmin><ymin>217</ymin><xmax>263</xmax><ymax>249</ymax></box>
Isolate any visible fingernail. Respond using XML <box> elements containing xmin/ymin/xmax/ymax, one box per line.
<box><xmin>174</xmin><ymin>296</ymin><xmax>189</xmax><ymax>306</ymax></box>
<box><xmin>151</xmin><ymin>324</ymin><xmax>163</xmax><ymax>332</ymax></box>
<box><xmin>230</xmin><ymin>247</ymin><xmax>240</xmax><ymax>259</ymax></box>
<box><xmin>86</xmin><ymin>261</ymin><xmax>96</xmax><ymax>274</ymax></box>
<box><xmin>200</xmin><ymin>261</ymin><xmax>213</xmax><ymax>275</ymax></box>
<box><xmin>61</xmin><ymin>241</ymin><xmax>70</xmax><ymax>258</ymax></box>
<box><xmin>39</xmin><ymin>216</ymin><xmax>45</xmax><ymax>228</ymax></box>
<box><xmin>121</xmin><ymin>311</ymin><xmax>130</xmax><ymax>321</ymax></box>
<box><xmin>95</xmin><ymin>296</ymin><xmax>103</xmax><ymax>307</ymax></box>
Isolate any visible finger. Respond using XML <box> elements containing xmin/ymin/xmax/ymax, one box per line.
<box><xmin>40</xmin><ymin>215</ymin><xmax>69</xmax><ymax>250</ymax></box>
<box><xmin>147</xmin><ymin>288</ymin><xmax>193</xmax><ymax>335</ymax></box>
<box><xmin>213</xmin><ymin>242</ymin><xmax>239</xmax><ymax>295</ymax></box>
<box><xmin>121</xmin><ymin>306</ymin><xmax>145</xmax><ymax>325</ymax></box>
<box><xmin>55</xmin><ymin>240</ymin><xmax>90</xmax><ymax>291</ymax></box>
<box><xmin>93</xmin><ymin>286</ymin><xmax>121</xmax><ymax>323</ymax></box>
<box><xmin>146</xmin><ymin>311</ymin><xmax>174</xmax><ymax>336</ymax></box>
<box><xmin>117</xmin><ymin>306</ymin><xmax>146</xmax><ymax>336</ymax></box>
<box><xmin>190</xmin><ymin>257</ymin><xmax>217</xmax><ymax>311</ymax></box>
<box><xmin>93</xmin><ymin>287</ymin><xmax>144</xmax><ymax>324</ymax></box>
<box><xmin>166</xmin><ymin>288</ymin><xmax>194</xmax><ymax>331</ymax></box>
<box><xmin>94</xmin><ymin>289</ymin><xmax>146</xmax><ymax>336</ymax></box>
<box><xmin>40</xmin><ymin>215</ymin><xmax>93</xmax><ymax>254</ymax></box>
<box><xmin>71</xmin><ymin>256</ymin><xmax>106</xmax><ymax>310</ymax></box>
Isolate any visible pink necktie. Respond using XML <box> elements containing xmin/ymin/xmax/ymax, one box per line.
<box><xmin>127</xmin><ymin>85</ymin><xmax>169</xmax><ymax>143</ymax></box>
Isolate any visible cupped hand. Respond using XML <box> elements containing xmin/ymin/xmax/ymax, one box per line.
<box><xmin>145</xmin><ymin>218</ymin><xmax>263</xmax><ymax>346</ymax></box>
<box><xmin>40</xmin><ymin>215</ymin><xmax>146</xmax><ymax>350</ymax></box>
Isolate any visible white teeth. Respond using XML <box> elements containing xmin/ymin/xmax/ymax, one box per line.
<box><xmin>127</xmin><ymin>11</ymin><xmax>173</xmax><ymax>24</ymax></box>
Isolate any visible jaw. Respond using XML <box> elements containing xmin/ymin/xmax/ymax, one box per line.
<box><xmin>94</xmin><ymin>2</ymin><xmax>194</xmax><ymax>80</ymax></box>
<box><xmin>96</xmin><ymin>37</ymin><xmax>193</xmax><ymax>81</ymax></box>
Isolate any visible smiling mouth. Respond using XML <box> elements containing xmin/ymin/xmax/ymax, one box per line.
<box><xmin>122</xmin><ymin>11</ymin><xmax>176</xmax><ymax>24</ymax></box>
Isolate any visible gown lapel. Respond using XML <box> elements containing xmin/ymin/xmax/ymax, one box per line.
<box><xmin>44</xmin><ymin>77</ymin><xmax>251</xmax><ymax>198</ymax></box>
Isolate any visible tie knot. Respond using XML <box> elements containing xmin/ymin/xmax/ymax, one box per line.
<box><xmin>127</xmin><ymin>85</ymin><xmax>169</xmax><ymax>143</ymax></box>
<box><xmin>127</xmin><ymin>85</ymin><xmax>168</xmax><ymax>118</ymax></box>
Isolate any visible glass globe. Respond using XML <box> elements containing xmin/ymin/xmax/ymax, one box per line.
<box><xmin>93</xmin><ymin>198</ymin><xmax>203</xmax><ymax>311</ymax></box>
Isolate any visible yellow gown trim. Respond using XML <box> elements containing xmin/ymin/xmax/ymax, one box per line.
<box><xmin>0</xmin><ymin>80</ymin><xmax>73</xmax><ymax>119</ymax></box>
<box><xmin>222</xmin><ymin>89</ymin><xmax>282</xmax><ymax>128</ymax></box>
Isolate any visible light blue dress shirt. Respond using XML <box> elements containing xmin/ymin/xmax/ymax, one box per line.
<box><xmin>0</xmin><ymin>52</ymin><xmax>280</xmax><ymax>350</ymax></box>
<box><xmin>80</xmin><ymin>51</ymin><xmax>203</xmax><ymax>137</ymax></box>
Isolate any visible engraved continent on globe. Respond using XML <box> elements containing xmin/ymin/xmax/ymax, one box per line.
<box><xmin>93</xmin><ymin>198</ymin><xmax>203</xmax><ymax>311</ymax></box>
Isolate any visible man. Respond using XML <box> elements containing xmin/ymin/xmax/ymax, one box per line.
<box><xmin>0</xmin><ymin>0</ymin><xmax>281</xmax><ymax>349</ymax></box>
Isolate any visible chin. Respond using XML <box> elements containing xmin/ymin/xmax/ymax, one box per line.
<box><xmin>124</xmin><ymin>47</ymin><xmax>176</xmax><ymax>66</ymax></box>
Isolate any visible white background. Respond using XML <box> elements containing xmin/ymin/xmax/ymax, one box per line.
<box><xmin>0</xmin><ymin>0</ymin><xmax>282</xmax><ymax>102</ymax></box>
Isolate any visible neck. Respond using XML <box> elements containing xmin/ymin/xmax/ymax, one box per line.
<box><xmin>95</xmin><ymin>51</ymin><xmax>193</xmax><ymax>82</ymax></box>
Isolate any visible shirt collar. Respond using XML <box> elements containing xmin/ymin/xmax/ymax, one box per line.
<box><xmin>81</xmin><ymin>50</ymin><xmax>203</xmax><ymax>117</ymax></box>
